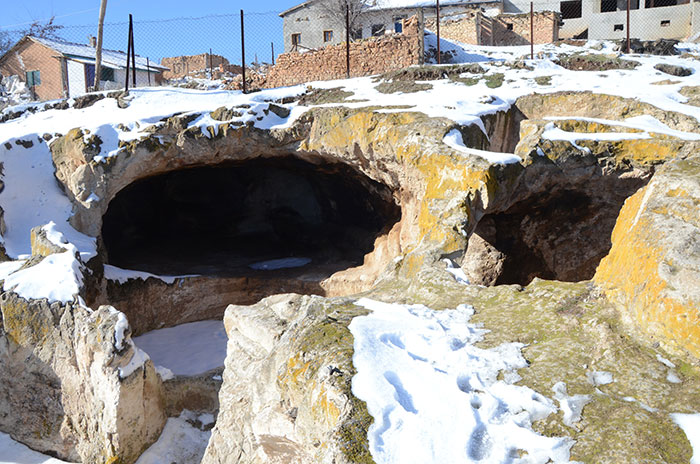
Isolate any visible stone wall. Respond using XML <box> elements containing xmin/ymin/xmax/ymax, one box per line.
<box><xmin>263</xmin><ymin>15</ymin><xmax>423</xmax><ymax>89</ymax></box>
<box><xmin>425</xmin><ymin>10</ymin><xmax>560</xmax><ymax>46</ymax></box>
<box><xmin>161</xmin><ymin>53</ymin><xmax>231</xmax><ymax>80</ymax></box>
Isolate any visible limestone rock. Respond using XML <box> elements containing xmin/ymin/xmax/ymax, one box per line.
<box><xmin>30</xmin><ymin>225</ymin><xmax>68</xmax><ymax>257</ymax></box>
<box><xmin>203</xmin><ymin>293</ymin><xmax>372</xmax><ymax>464</ymax></box>
<box><xmin>0</xmin><ymin>294</ymin><xmax>166</xmax><ymax>463</ymax></box>
<box><xmin>594</xmin><ymin>155</ymin><xmax>700</xmax><ymax>360</ymax></box>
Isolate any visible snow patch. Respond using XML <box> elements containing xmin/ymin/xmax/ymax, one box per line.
<box><xmin>443</xmin><ymin>128</ymin><xmax>521</xmax><ymax>165</ymax></box>
<box><xmin>587</xmin><ymin>371</ymin><xmax>614</xmax><ymax>387</ymax></box>
<box><xmin>552</xmin><ymin>382</ymin><xmax>591</xmax><ymax>428</ymax></box>
<box><xmin>103</xmin><ymin>264</ymin><xmax>197</xmax><ymax>284</ymax></box>
<box><xmin>351</xmin><ymin>298</ymin><xmax>575</xmax><ymax>463</ymax></box>
<box><xmin>135</xmin><ymin>411</ymin><xmax>212</xmax><ymax>464</ymax></box>
<box><xmin>442</xmin><ymin>258</ymin><xmax>469</xmax><ymax>285</ymax></box>
<box><xmin>118</xmin><ymin>342</ymin><xmax>150</xmax><ymax>379</ymax></box>
<box><xmin>0</xmin><ymin>432</ymin><xmax>74</xmax><ymax>463</ymax></box>
<box><xmin>671</xmin><ymin>413</ymin><xmax>700</xmax><ymax>464</ymax></box>
<box><xmin>133</xmin><ymin>320</ymin><xmax>227</xmax><ymax>377</ymax></box>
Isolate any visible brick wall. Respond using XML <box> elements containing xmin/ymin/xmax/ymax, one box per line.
<box><xmin>263</xmin><ymin>15</ymin><xmax>423</xmax><ymax>89</ymax></box>
<box><xmin>0</xmin><ymin>39</ymin><xmax>65</xmax><ymax>100</ymax></box>
<box><xmin>425</xmin><ymin>10</ymin><xmax>481</xmax><ymax>46</ymax></box>
<box><xmin>161</xmin><ymin>53</ymin><xmax>231</xmax><ymax>80</ymax></box>
<box><xmin>485</xmin><ymin>12</ymin><xmax>560</xmax><ymax>46</ymax></box>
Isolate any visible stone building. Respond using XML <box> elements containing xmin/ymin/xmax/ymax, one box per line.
<box><xmin>0</xmin><ymin>36</ymin><xmax>168</xmax><ymax>101</ymax></box>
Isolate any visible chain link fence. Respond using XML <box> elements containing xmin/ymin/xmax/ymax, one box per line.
<box><xmin>0</xmin><ymin>0</ymin><xmax>697</xmax><ymax>106</ymax></box>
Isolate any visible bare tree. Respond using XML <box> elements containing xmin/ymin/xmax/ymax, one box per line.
<box><xmin>94</xmin><ymin>0</ymin><xmax>108</xmax><ymax>91</ymax></box>
<box><xmin>24</xmin><ymin>16</ymin><xmax>64</xmax><ymax>40</ymax></box>
<box><xmin>316</xmin><ymin>0</ymin><xmax>367</xmax><ymax>41</ymax></box>
<box><xmin>0</xmin><ymin>30</ymin><xmax>12</xmax><ymax>55</ymax></box>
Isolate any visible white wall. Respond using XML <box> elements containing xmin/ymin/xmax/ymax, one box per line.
<box><xmin>113</xmin><ymin>69</ymin><xmax>157</xmax><ymax>88</ymax></box>
<box><xmin>66</xmin><ymin>60</ymin><xmax>86</xmax><ymax>98</ymax></box>
<box><xmin>589</xmin><ymin>3</ymin><xmax>691</xmax><ymax>39</ymax></box>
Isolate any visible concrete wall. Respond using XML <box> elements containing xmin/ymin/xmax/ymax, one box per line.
<box><xmin>0</xmin><ymin>39</ymin><xmax>65</xmax><ymax>101</ymax></box>
<box><xmin>589</xmin><ymin>3</ymin><xmax>692</xmax><ymax>39</ymax></box>
<box><xmin>425</xmin><ymin>10</ymin><xmax>481</xmax><ymax>45</ymax></box>
<box><xmin>267</xmin><ymin>15</ymin><xmax>423</xmax><ymax>88</ymax></box>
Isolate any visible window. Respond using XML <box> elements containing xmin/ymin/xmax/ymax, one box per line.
<box><xmin>323</xmin><ymin>30</ymin><xmax>333</xmax><ymax>42</ymax></box>
<box><xmin>100</xmin><ymin>67</ymin><xmax>115</xmax><ymax>82</ymax></box>
<box><xmin>601</xmin><ymin>0</ymin><xmax>617</xmax><ymax>12</ymax></box>
<box><xmin>291</xmin><ymin>33</ymin><xmax>301</xmax><ymax>46</ymax></box>
<box><xmin>506</xmin><ymin>23</ymin><xmax>514</xmax><ymax>30</ymax></box>
<box><xmin>394</xmin><ymin>15</ymin><xmax>406</xmax><ymax>33</ymax></box>
<box><xmin>661</xmin><ymin>19</ymin><xmax>671</xmax><ymax>26</ymax></box>
<box><xmin>560</xmin><ymin>0</ymin><xmax>583</xmax><ymax>18</ymax></box>
<box><xmin>371</xmin><ymin>24</ymin><xmax>386</xmax><ymax>36</ymax></box>
<box><xmin>25</xmin><ymin>70</ymin><xmax>41</xmax><ymax>87</ymax></box>
<box><xmin>351</xmin><ymin>28</ymin><xmax>363</xmax><ymax>40</ymax></box>
<box><xmin>614</xmin><ymin>23</ymin><xmax>624</xmax><ymax>30</ymax></box>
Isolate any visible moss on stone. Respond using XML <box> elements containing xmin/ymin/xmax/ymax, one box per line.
<box><xmin>534</xmin><ymin>75</ymin><xmax>552</xmax><ymax>86</ymax></box>
<box><xmin>484</xmin><ymin>73</ymin><xmax>505</xmax><ymax>89</ymax></box>
<box><xmin>375</xmin><ymin>80</ymin><xmax>433</xmax><ymax>94</ymax></box>
<box><xmin>298</xmin><ymin>88</ymin><xmax>356</xmax><ymax>105</ymax></box>
<box><xmin>557</xmin><ymin>53</ymin><xmax>640</xmax><ymax>71</ymax></box>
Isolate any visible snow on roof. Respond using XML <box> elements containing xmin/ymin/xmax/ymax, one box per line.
<box><xmin>30</xmin><ymin>36</ymin><xmax>168</xmax><ymax>72</ymax></box>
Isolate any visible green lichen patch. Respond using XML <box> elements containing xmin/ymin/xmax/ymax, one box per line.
<box><xmin>557</xmin><ymin>53</ymin><xmax>640</xmax><ymax>71</ymax></box>
<box><xmin>375</xmin><ymin>63</ymin><xmax>485</xmax><ymax>83</ymax></box>
<box><xmin>680</xmin><ymin>86</ymin><xmax>700</xmax><ymax>107</ymax></box>
<box><xmin>484</xmin><ymin>73</ymin><xmax>505</xmax><ymax>89</ymax></box>
<box><xmin>298</xmin><ymin>88</ymin><xmax>357</xmax><ymax>105</ymax></box>
<box><xmin>375</xmin><ymin>80</ymin><xmax>433</xmax><ymax>94</ymax></box>
<box><xmin>535</xmin><ymin>75</ymin><xmax>552</xmax><ymax>86</ymax></box>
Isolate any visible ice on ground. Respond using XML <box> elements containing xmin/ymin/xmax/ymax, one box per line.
<box><xmin>671</xmin><ymin>413</ymin><xmax>700</xmax><ymax>464</ymax></box>
<box><xmin>351</xmin><ymin>298</ymin><xmax>575</xmax><ymax>464</ymax></box>
<box><xmin>587</xmin><ymin>371</ymin><xmax>614</xmax><ymax>387</ymax></box>
<box><xmin>104</xmin><ymin>264</ymin><xmax>198</xmax><ymax>284</ymax></box>
<box><xmin>249</xmin><ymin>257</ymin><xmax>312</xmax><ymax>271</ymax></box>
<box><xmin>443</xmin><ymin>128</ymin><xmax>522</xmax><ymax>165</ymax></box>
<box><xmin>134</xmin><ymin>411</ymin><xmax>212</xmax><ymax>464</ymax></box>
<box><xmin>656</xmin><ymin>354</ymin><xmax>676</xmax><ymax>368</ymax></box>
<box><xmin>667</xmin><ymin>371</ymin><xmax>682</xmax><ymax>384</ymax></box>
<box><xmin>0</xmin><ymin>432</ymin><xmax>74</xmax><ymax>463</ymax></box>
<box><xmin>622</xmin><ymin>396</ymin><xmax>658</xmax><ymax>413</ymax></box>
<box><xmin>442</xmin><ymin>258</ymin><xmax>469</xmax><ymax>285</ymax></box>
<box><xmin>552</xmin><ymin>382</ymin><xmax>592</xmax><ymax>428</ymax></box>
<box><xmin>133</xmin><ymin>320</ymin><xmax>227</xmax><ymax>377</ymax></box>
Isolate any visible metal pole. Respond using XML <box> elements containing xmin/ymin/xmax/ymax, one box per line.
<box><xmin>346</xmin><ymin>3</ymin><xmax>350</xmax><ymax>78</ymax></box>
<box><xmin>125</xmin><ymin>15</ymin><xmax>132</xmax><ymax>91</ymax></box>
<box><xmin>271</xmin><ymin>42</ymin><xmax>275</xmax><ymax>65</ymax></box>
<box><xmin>626</xmin><ymin>0</ymin><xmax>631</xmax><ymax>53</ymax></box>
<box><xmin>147</xmin><ymin>57</ymin><xmax>151</xmax><ymax>85</ymax></box>
<box><xmin>530</xmin><ymin>2</ymin><xmax>534</xmax><ymax>60</ymax></box>
<box><xmin>436</xmin><ymin>0</ymin><xmax>441</xmax><ymax>64</ymax></box>
<box><xmin>130</xmin><ymin>15</ymin><xmax>136</xmax><ymax>87</ymax></box>
<box><xmin>209</xmin><ymin>48</ymin><xmax>213</xmax><ymax>78</ymax></box>
<box><xmin>240</xmin><ymin>10</ymin><xmax>246</xmax><ymax>94</ymax></box>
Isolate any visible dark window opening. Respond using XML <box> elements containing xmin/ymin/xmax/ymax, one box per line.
<box><xmin>25</xmin><ymin>70</ymin><xmax>41</xmax><ymax>87</ymax></box>
<box><xmin>101</xmin><ymin>158</ymin><xmax>401</xmax><ymax>277</ymax></box>
<box><xmin>601</xmin><ymin>0</ymin><xmax>618</xmax><ymax>11</ymax></box>
<box><xmin>661</xmin><ymin>19</ymin><xmax>671</xmax><ymax>26</ymax></box>
<box><xmin>645</xmin><ymin>0</ymin><xmax>678</xmax><ymax>7</ymax></box>
<box><xmin>372</xmin><ymin>24</ymin><xmax>386</xmax><ymax>36</ymax></box>
<box><xmin>506</xmin><ymin>23</ymin><xmax>514</xmax><ymax>30</ymax></box>
<box><xmin>614</xmin><ymin>23</ymin><xmax>624</xmax><ymax>31</ymax></box>
<box><xmin>351</xmin><ymin>28</ymin><xmax>363</xmax><ymax>40</ymax></box>
<box><xmin>323</xmin><ymin>30</ymin><xmax>333</xmax><ymax>42</ymax></box>
<box><xmin>291</xmin><ymin>33</ymin><xmax>301</xmax><ymax>47</ymax></box>
<box><xmin>394</xmin><ymin>16</ymin><xmax>406</xmax><ymax>32</ymax></box>
<box><xmin>561</xmin><ymin>0</ymin><xmax>583</xmax><ymax>18</ymax></box>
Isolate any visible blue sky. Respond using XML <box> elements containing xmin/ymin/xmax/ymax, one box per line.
<box><xmin>1</xmin><ymin>1</ymin><xmax>303</xmax><ymax>64</ymax></box>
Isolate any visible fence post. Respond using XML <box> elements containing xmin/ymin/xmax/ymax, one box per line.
<box><xmin>209</xmin><ymin>48</ymin><xmax>213</xmax><ymax>78</ymax></box>
<box><xmin>240</xmin><ymin>10</ymin><xmax>246</xmax><ymax>94</ymax></box>
<box><xmin>130</xmin><ymin>16</ymin><xmax>136</xmax><ymax>87</ymax></box>
<box><xmin>271</xmin><ymin>42</ymin><xmax>275</xmax><ymax>66</ymax></box>
<box><xmin>530</xmin><ymin>2</ymin><xmax>534</xmax><ymax>60</ymax></box>
<box><xmin>436</xmin><ymin>0</ymin><xmax>441</xmax><ymax>65</ymax></box>
<box><xmin>147</xmin><ymin>57</ymin><xmax>151</xmax><ymax>85</ymax></box>
<box><xmin>125</xmin><ymin>14</ymin><xmax>133</xmax><ymax>91</ymax></box>
<box><xmin>626</xmin><ymin>0</ymin><xmax>631</xmax><ymax>53</ymax></box>
<box><xmin>346</xmin><ymin>3</ymin><xmax>351</xmax><ymax>78</ymax></box>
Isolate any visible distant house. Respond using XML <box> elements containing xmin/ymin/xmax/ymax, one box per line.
<box><xmin>0</xmin><ymin>36</ymin><xmax>168</xmax><ymax>101</ymax></box>
<box><xmin>280</xmin><ymin>0</ymin><xmax>501</xmax><ymax>52</ymax></box>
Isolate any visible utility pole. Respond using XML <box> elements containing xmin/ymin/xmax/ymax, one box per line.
<box><xmin>94</xmin><ymin>0</ymin><xmax>108</xmax><ymax>90</ymax></box>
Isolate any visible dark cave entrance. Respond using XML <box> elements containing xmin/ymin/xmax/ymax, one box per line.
<box><xmin>101</xmin><ymin>157</ymin><xmax>401</xmax><ymax>276</ymax></box>
<box><xmin>463</xmin><ymin>182</ymin><xmax>647</xmax><ymax>287</ymax></box>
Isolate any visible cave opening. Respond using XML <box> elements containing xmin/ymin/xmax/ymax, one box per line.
<box><xmin>462</xmin><ymin>182</ymin><xmax>647</xmax><ymax>287</ymax></box>
<box><xmin>101</xmin><ymin>157</ymin><xmax>401</xmax><ymax>277</ymax></box>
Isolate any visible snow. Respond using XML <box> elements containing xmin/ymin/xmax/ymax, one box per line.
<box><xmin>671</xmin><ymin>413</ymin><xmax>700</xmax><ymax>464</ymax></box>
<box><xmin>656</xmin><ymin>354</ymin><xmax>676</xmax><ymax>368</ymax></box>
<box><xmin>622</xmin><ymin>396</ymin><xmax>658</xmax><ymax>413</ymax></box>
<box><xmin>351</xmin><ymin>298</ymin><xmax>575</xmax><ymax>464</ymax></box>
<box><xmin>118</xmin><ymin>342</ymin><xmax>150</xmax><ymax>379</ymax></box>
<box><xmin>552</xmin><ymin>382</ymin><xmax>591</xmax><ymax>428</ymax></box>
<box><xmin>587</xmin><ymin>371</ymin><xmax>614</xmax><ymax>387</ymax></box>
<box><xmin>249</xmin><ymin>257</ymin><xmax>312</xmax><ymax>271</ymax></box>
<box><xmin>134</xmin><ymin>411</ymin><xmax>212</xmax><ymax>464</ymax></box>
<box><xmin>667</xmin><ymin>372</ymin><xmax>682</xmax><ymax>384</ymax></box>
<box><xmin>0</xmin><ymin>432</ymin><xmax>75</xmax><ymax>464</ymax></box>
<box><xmin>2</xmin><ymin>251</ymin><xmax>83</xmax><ymax>303</ymax></box>
<box><xmin>444</xmin><ymin>128</ymin><xmax>522</xmax><ymax>165</ymax></box>
<box><xmin>133</xmin><ymin>320</ymin><xmax>227</xmax><ymax>377</ymax></box>
<box><xmin>104</xmin><ymin>264</ymin><xmax>197</xmax><ymax>284</ymax></box>
<box><xmin>442</xmin><ymin>258</ymin><xmax>469</xmax><ymax>285</ymax></box>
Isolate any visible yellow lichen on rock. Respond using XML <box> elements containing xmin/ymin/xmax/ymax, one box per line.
<box><xmin>595</xmin><ymin>157</ymin><xmax>700</xmax><ymax>360</ymax></box>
